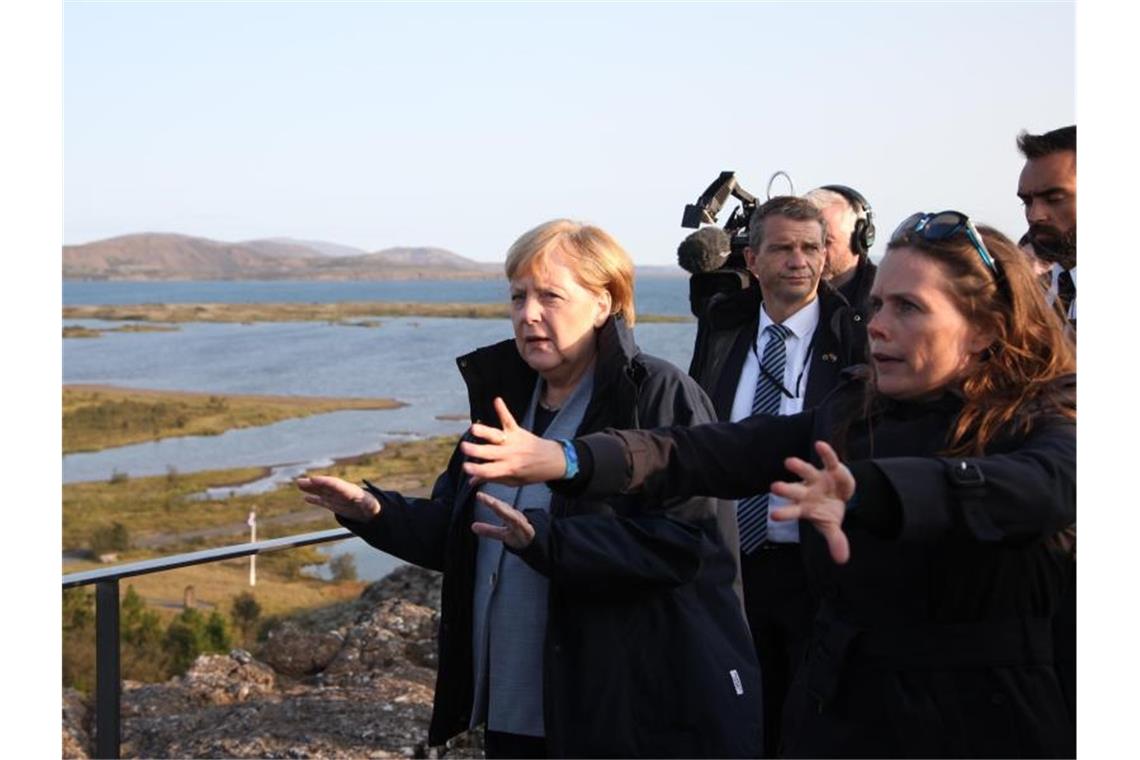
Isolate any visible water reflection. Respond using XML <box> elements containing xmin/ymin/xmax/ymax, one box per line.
<box><xmin>301</xmin><ymin>537</ymin><xmax>406</xmax><ymax>582</ymax></box>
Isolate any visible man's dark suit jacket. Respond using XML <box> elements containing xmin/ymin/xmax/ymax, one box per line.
<box><xmin>688</xmin><ymin>279</ymin><xmax>869</xmax><ymax>417</ymax></box>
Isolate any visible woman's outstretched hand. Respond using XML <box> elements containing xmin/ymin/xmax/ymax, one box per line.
<box><xmin>460</xmin><ymin>397</ymin><xmax>566</xmax><ymax>486</ymax></box>
<box><xmin>471</xmin><ymin>491</ymin><xmax>536</xmax><ymax>549</ymax></box>
<box><xmin>296</xmin><ymin>475</ymin><xmax>382</xmax><ymax>523</ymax></box>
<box><xmin>770</xmin><ymin>440</ymin><xmax>855</xmax><ymax>565</ymax></box>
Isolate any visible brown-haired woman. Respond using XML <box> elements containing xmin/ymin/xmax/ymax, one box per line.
<box><xmin>462</xmin><ymin>213</ymin><xmax>1076</xmax><ymax>758</ymax></box>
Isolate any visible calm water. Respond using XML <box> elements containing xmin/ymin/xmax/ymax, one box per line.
<box><xmin>63</xmin><ymin>277</ymin><xmax>692</xmax><ymax>317</ymax></box>
<box><xmin>63</xmin><ymin>280</ymin><xmax>698</xmax><ymax>579</ymax></box>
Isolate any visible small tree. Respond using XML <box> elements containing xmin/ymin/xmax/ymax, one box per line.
<box><xmin>329</xmin><ymin>553</ymin><xmax>358</xmax><ymax>581</ymax></box>
<box><xmin>164</xmin><ymin>608</ymin><xmax>209</xmax><ymax>673</ymax></box>
<box><xmin>163</xmin><ymin>606</ymin><xmax>232</xmax><ymax>674</ymax></box>
<box><xmin>121</xmin><ymin>586</ymin><xmax>169</xmax><ymax>682</ymax></box>
<box><xmin>62</xmin><ymin>588</ymin><xmax>96</xmax><ymax>692</ymax></box>
<box><xmin>204</xmin><ymin>611</ymin><xmax>232</xmax><ymax>653</ymax></box>
<box><xmin>231</xmin><ymin>592</ymin><xmax>261</xmax><ymax>643</ymax></box>
<box><xmin>90</xmin><ymin>522</ymin><xmax>130</xmax><ymax>555</ymax></box>
<box><xmin>62</xmin><ymin>587</ymin><xmax>94</xmax><ymax>632</ymax></box>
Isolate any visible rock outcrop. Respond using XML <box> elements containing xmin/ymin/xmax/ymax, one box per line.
<box><xmin>63</xmin><ymin>565</ymin><xmax>482</xmax><ymax>759</ymax></box>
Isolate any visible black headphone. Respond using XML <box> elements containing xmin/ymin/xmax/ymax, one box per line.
<box><xmin>820</xmin><ymin>184</ymin><xmax>876</xmax><ymax>257</ymax></box>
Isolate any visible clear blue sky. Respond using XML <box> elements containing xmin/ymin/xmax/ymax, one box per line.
<box><xmin>64</xmin><ymin>1</ymin><xmax>1074</xmax><ymax>264</ymax></box>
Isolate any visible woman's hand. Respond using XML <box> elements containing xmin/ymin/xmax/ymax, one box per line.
<box><xmin>296</xmin><ymin>475</ymin><xmax>382</xmax><ymax>523</ymax></box>
<box><xmin>471</xmin><ymin>491</ymin><xmax>536</xmax><ymax>550</ymax></box>
<box><xmin>460</xmin><ymin>397</ymin><xmax>567</xmax><ymax>486</ymax></box>
<box><xmin>770</xmin><ymin>441</ymin><xmax>855</xmax><ymax>565</ymax></box>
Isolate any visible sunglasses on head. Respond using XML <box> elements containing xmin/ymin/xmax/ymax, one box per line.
<box><xmin>890</xmin><ymin>211</ymin><xmax>999</xmax><ymax>276</ymax></box>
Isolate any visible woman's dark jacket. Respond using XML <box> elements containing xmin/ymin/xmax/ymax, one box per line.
<box><xmin>337</xmin><ymin>316</ymin><xmax>762</xmax><ymax>758</ymax></box>
<box><xmin>567</xmin><ymin>375</ymin><xmax>1076</xmax><ymax>758</ymax></box>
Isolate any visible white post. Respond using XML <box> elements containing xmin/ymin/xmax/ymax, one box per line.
<box><xmin>248</xmin><ymin>509</ymin><xmax>257</xmax><ymax>587</ymax></box>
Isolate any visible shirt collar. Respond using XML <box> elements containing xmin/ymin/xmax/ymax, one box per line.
<box><xmin>759</xmin><ymin>296</ymin><xmax>821</xmax><ymax>340</ymax></box>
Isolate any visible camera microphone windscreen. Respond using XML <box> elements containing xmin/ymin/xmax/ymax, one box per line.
<box><xmin>677</xmin><ymin>226</ymin><xmax>732</xmax><ymax>274</ymax></box>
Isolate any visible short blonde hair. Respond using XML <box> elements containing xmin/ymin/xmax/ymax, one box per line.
<box><xmin>504</xmin><ymin>219</ymin><xmax>637</xmax><ymax>326</ymax></box>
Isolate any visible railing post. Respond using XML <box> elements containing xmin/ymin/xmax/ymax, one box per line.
<box><xmin>95</xmin><ymin>579</ymin><xmax>121</xmax><ymax>759</ymax></box>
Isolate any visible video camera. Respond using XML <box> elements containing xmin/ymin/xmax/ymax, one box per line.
<box><xmin>677</xmin><ymin>170</ymin><xmax>793</xmax><ymax>317</ymax></box>
<box><xmin>679</xmin><ymin>171</ymin><xmax>758</xmax><ymax>271</ymax></box>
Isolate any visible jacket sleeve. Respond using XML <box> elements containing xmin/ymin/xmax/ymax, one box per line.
<box><xmin>334</xmin><ymin>436</ymin><xmax>466</xmax><ymax>572</ymax></box>
<box><xmin>566</xmin><ymin>410</ymin><xmax>816</xmax><ymax>503</ymax></box>
<box><xmin>513</xmin><ymin>364</ymin><xmax>768</xmax><ymax>591</ymax></box>
<box><xmin>850</xmin><ymin>414</ymin><xmax>1076</xmax><ymax>544</ymax></box>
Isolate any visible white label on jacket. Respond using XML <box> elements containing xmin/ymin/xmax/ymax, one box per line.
<box><xmin>729</xmin><ymin>669</ymin><xmax>744</xmax><ymax>696</ymax></box>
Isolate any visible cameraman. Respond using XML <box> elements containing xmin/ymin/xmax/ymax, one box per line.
<box><xmin>687</xmin><ymin>196</ymin><xmax>867</xmax><ymax>758</ymax></box>
<box><xmin>803</xmin><ymin>185</ymin><xmax>878</xmax><ymax>316</ymax></box>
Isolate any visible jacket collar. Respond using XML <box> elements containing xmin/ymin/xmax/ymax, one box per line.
<box><xmin>455</xmin><ymin>315</ymin><xmax>641</xmax><ymax>427</ymax></box>
<box><xmin>708</xmin><ymin>279</ymin><xmax>852</xmax><ymax>333</ymax></box>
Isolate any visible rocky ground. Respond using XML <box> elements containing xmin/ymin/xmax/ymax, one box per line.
<box><xmin>62</xmin><ymin>566</ymin><xmax>484</xmax><ymax>759</ymax></box>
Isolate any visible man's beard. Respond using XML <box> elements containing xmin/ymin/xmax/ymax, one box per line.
<box><xmin>1029</xmin><ymin>224</ymin><xmax>1077</xmax><ymax>271</ymax></box>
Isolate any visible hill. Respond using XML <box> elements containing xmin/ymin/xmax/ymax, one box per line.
<box><xmin>63</xmin><ymin>233</ymin><xmax>500</xmax><ymax>281</ymax></box>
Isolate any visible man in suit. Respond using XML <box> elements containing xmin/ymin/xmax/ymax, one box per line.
<box><xmin>1017</xmin><ymin>124</ymin><xmax>1076</xmax><ymax>324</ymax></box>
<box><xmin>803</xmin><ymin>184</ymin><xmax>878</xmax><ymax>316</ymax></box>
<box><xmin>687</xmin><ymin>195</ymin><xmax>867</xmax><ymax>757</ymax></box>
<box><xmin>1017</xmin><ymin>123</ymin><xmax>1077</xmax><ymax>723</ymax></box>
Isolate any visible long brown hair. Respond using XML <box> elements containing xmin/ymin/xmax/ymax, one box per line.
<box><xmin>885</xmin><ymin>224</ymin><xmax>1075</xmax><ymax>455</ymax></box>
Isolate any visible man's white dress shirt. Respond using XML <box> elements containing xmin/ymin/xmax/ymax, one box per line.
<box><xmin>729</xmin><ymin>298</ymin><xmax>820</xmax><ymax>543</ymax></box>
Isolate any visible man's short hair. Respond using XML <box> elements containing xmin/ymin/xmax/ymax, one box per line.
<box><xmin>747</xmin><ymin>195</ymin><xmax>826</xmax><ymax>251</ymax></box>
<box><xmin>1016</xmin><ymin>125</ymin><xmax>1076</xmax><ymax>159</ymax></box>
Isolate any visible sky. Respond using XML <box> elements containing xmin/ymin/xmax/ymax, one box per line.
<box><xmin>62</xmin><ymin>1</ymin><xmax>1075</xmax><ymax>264</ymax></box>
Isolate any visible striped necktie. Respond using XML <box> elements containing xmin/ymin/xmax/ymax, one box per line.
<box><xmin>737</xmin><ymin>322</ymin><xmax>793</xmax><ymax>554</ymax></box>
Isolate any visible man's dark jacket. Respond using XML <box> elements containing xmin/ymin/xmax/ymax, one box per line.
<box><xmin>337</xmin><ymin>316</ymin><xmax>762</xmax><ymax>757</ymax></box>
<box><xmin>835</xmin><ymin>255</ymin><xmax>877</xmax><ymax>321</ymax></box>
<box><xmin>687</xmin><ymin>278</ymin><xmax>869</xmax><ymax>418</ymax></box>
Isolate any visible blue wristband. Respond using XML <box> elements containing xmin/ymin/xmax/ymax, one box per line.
<box><xmin>558</xmin><ymin>439</ymin><xmax>579</xmax><ymax>480</ymax></box>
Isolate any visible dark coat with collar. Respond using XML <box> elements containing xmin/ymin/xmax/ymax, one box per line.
<box><xmin>687</xmin><ymin>280</ymin><xmax>868</xmax><ymax>421</ymax></box>
<box><xmin>338</xmin><ymin>316</ymin><xmax>762</xmax><ymax>758</ymax></box>
<box><xmin>569</xmin><ymin>375</ymin><xmax>1077</xmax><ymax>758</ymax></box>
<box><xmin>835</xmin><ymin>255</ymin><xmax>877</xmax><ymax>320</ymax></box>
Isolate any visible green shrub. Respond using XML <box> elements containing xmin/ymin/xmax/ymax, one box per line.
<box><xmin>90</xmin><ymin>522</ymin><xmax>130</xmax><ymax>554</ymax></box>
<box><xmin>329</xmin><ymin>554</ymin><xmax>358</xmax><ymax>581</ymax></box>
<box><xmin>163</xmin><ymin>607</ymin><xmax>232</xmax><ymax>674</ymax></box>
<box><xmin>231</xmin><ymin>592</ymin><xmax>262</xmax><ymax>643</ymax></box>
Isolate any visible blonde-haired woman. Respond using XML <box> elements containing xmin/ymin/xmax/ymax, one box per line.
<box><xmin>298</xmin><ymin>219</ymin><xmax>761</xmax><ymax>758</ymax></box>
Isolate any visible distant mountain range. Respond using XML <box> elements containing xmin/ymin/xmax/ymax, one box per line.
<box><xmin>62</xmin><ymin>232</ymin><xmax>687</xmax><ymax>281</ymax></box>
<box><xmin>62</xmin><ymin>233</ymin><xmax>502</xmax><ymax>281</ymax></box>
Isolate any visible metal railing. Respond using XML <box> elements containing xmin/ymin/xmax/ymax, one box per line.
<box><xmin>62</xmin><ymin>527</ymin><xmax>354</xmax><ymax>759</ymax></box>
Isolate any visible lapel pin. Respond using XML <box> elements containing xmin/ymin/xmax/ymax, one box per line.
<box><xmin>821</xmin><ymin>353</ymin><xmax>838</xmax><ymax>363</ymax></box>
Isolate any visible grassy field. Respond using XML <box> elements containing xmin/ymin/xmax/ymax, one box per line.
<box><xmin>63</xmin><ymin>385</ymin><xmax>406</xmax><ymax>453</ymax></box>
<box><xmin>62</xmin><ymin>301</ymin><xmax>692</xmax><ymax>323</ymax></box>
<box><xmin>63</xmin><ymin>433</ymin><xmax>458</xmax><ymax>554</ymax></box>
<box><xmin>64</xmin><ymin>433</ymin><xmax>456</xmax><ymax>634</ymax></box>
<box><xmin>62</xmin><ymin>380</ymin><xmax>461</xmax><ymax>692</ymax></box>
<box><xmin>65</xmin><ymin>548</ymin><xmax>368</xmax><ymax>622</ymax></box>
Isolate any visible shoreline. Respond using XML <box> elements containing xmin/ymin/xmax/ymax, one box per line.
<box><xmin>62</xmin><ymin>301</ymin><xmax>693</xmax><ymax>324</ymax></box>
<box><xmin>64</xmin><ymin>383</ymin><xmax>407</xmax><ymax>407</ymax></box>
<box><xmin>63</xmin><ymin>385</ymin><xmax>407</xmax><ymax>454</ymax></box>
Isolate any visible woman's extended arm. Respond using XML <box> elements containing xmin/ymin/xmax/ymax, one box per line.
<box><xmin>296</xmin><ymin>438</ymin><xmax>470</xmax><ymax>572</ymax></box>
<box><xmin>461</xmin><ymin>396</ymin><xmax>814</xmax><ymax>501</ymax></box>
